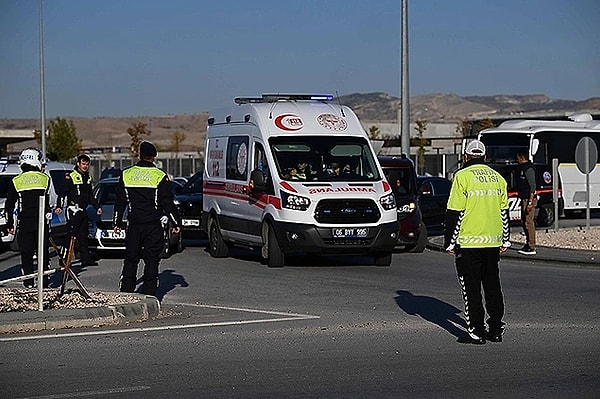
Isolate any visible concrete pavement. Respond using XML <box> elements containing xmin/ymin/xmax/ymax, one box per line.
<box><xmin>1</xmin><ymin>239</ymin><xmax>598</xmax><ymax>335</ymax></box>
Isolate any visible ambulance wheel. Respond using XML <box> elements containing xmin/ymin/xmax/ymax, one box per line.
<box><xmin>266</xmin><ymin>224</ymin><xmax>285</xmax><ymax>268</ymax></box>
<box><xmin>373</xmin><ymin>252</ymin><xmax>392</xmax><ymax>266</ymax></box>
<box><xmin>208</xmin><ymin>218</ymin><xmax>229</xmax><ymax>258</ymax></box>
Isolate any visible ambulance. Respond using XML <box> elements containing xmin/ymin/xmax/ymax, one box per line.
<box><xmin>202</xmin><ymin>94</ymin><xmax>399</xmax><ymax>267</ymax></box>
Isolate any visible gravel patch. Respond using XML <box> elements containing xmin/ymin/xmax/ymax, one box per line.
<box><xmin>510</xmin><ymin>226</ymin><xmax>600</xmax><ymax>251</ymax></box>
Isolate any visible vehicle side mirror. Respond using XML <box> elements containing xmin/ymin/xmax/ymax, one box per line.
<box><xmin>419</xmin><ymin>185</ymin><xmax>432</xmax><ymax>196</ymax></box>
<box><xmin>250</xmin><ymin>169</ymin><xmax>266</xmax><ymax>193</ymax></box>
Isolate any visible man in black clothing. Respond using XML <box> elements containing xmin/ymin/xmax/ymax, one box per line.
<box><xmin>516</xmin><ymin>150</ymin><xmax>537</xmax><ymax>255</ymax></box>
<box><xmin>113</xmin><ymin>141</ymin><xmax>181</xmax><ymax>295</ymax></box>
<box><xmin>55</xmin><ymin>154</ymin><xmax>102</xmax><ymax>266</ymax></box>
<box><xmin>5</xmin><ymin>148</ymin><xmax>51</xmax><ymax>288</ymax></box>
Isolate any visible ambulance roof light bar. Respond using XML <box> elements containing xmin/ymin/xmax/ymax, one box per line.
<box><xmin>234</xmin><ymin>94</ymin><xmax>334</xmax><ymax>104</ymax></box>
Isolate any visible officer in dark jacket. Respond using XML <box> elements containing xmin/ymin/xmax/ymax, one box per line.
<box><xmin>516</xmin><ymin>150</ymin><xmax>537</xmax><ymax>255</ymax></box>
<box><xmin>113</xmin><ymin>141</ymin><xmax>181</xmax><ymax>295</ymax></box>
<box><xmin>55</xmin><ymin>154</ymin><xmax>102</xmax><ymax>266</ymax></box>
<box><xmin>5</xmin><ymin>148</ymin><xmax>51</xmax><ymax>288</ymax></box>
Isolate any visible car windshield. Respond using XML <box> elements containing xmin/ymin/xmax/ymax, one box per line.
<box><xmin>479</xmin><ymin>133</ymin><xmax>529</xmax><ymax>164</ymax></box>
<box><xmin>269</xmin><ymin>136</ymin><xmax>380</xmax><ymax>182</ymax></box>
<box><xmin>382</xmin><ymin>168</ymin><xmax>416</xmax><ymax>195</ymax></box>
<box><xmin>95</xmin><ymin>181</ymin><xmax>118</xmax><ymax>205</ymax></box>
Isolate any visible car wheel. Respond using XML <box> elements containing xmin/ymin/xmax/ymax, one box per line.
<box><xmin>536</xmin><ymin>204</ymin><xmax>554</xmax><ymax>227</ymax></box>
<box><xmin>409</xmin><ymin>224</ymin><xmax>428</xmax><ymax>253</ymax></box>
<box><xmin>208</xmin><ymin>217</ymin><xmax>228</xmax><ymax>258</ymax></box>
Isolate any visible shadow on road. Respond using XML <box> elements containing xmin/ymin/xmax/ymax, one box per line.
<box><xmin>155</xmin><ymin>269</ymin><xmax>189</xmax><ymax>301</ymax></box>
<box><xmin>394</xmin><ymin>290</ymin><xmax>466</xmax><ymax>338</ymax></box>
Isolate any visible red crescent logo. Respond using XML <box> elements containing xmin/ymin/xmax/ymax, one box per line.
<box><xmin>274</xmin><ymin>114</ymin><xmax>303</xmax><ymax>131</ymax></box>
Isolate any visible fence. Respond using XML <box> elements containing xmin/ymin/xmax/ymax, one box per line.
<box><xmin>87</xmin><ymin>154</ymin><xmax>203</xmax><ymax>182</ymax></box>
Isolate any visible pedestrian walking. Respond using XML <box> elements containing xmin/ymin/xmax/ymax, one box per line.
<box><xmin>55</xmin><ymin>154</ymin><xmax>102</xmax><ymax>266</ymax></box>
<box><xmin>5</xmin><ymin>148</ymin><xmax>51</xmax><ymax>288</ymax></box>
<box><xmin>516</xmin><ymin>149</ymin><xmax>537</xmax><ymax>255</ymax></box>
<box><xmin>444</xmin><ymin>140</ymin><xmax>511</xmax><ymax>344</ymax></box>
<box><xmin>113</xmin><ymin>141</ymin><xmax>181</xmax><ymax>295</ymax></box>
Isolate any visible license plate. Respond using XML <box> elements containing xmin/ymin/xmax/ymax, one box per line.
<box><xmin>102</xmin><ymin>229</ymin><xmax>126</xmax><ymax>239</ymax></box>
<box><xmin>331</xmin><ymin>227</ymin><xmax>369</xmax><ymax>238</ymax></box>
<box><xmin>182</xmin><ymin>219</ymin><xmax>200</xmax><ymax>227</ymax></box>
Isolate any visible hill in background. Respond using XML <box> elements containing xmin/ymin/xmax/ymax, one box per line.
<box><xmin>2</xmin><ymin>93</ymin><xmax>598</xmax><ymax>153</ymax></box>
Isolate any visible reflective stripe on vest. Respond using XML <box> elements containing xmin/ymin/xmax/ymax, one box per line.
<box><xmin>122</xmin><ymin>166</ymin><xmax>165</xmax><ymax>188</ymax></box>
<box><xmin>12</xmin><ymin>171</ymin><xmax>50</xmax><ymax>192</ymax></box>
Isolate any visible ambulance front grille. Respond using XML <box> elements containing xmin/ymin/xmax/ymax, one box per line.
<box><xmin>314</xmin><ymin>199</ymin><xmax>380</xmax><ymax>224</ymax></box>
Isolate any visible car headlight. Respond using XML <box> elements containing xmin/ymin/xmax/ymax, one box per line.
<box><xmin>397</xmin><ymin>202</ymin><xmax>417</xmax><ymax>214</ymax></box>
<box><xmin>379</xmin><ymin>193</ymin><xmax>396</xmax><ymax>211</ymax></box>
<box><xmin>281</xmin><ymin>191</ymin><xmax>310</xmax><ymax>211</ymax></box>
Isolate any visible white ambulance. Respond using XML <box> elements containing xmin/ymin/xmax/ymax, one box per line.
<box><xmin>202</xmin><ymin>94</ymin><xmax>399</xmax><ymax>267</ymax></box>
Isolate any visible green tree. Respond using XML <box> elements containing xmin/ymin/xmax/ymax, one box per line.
<box><xmin>413</xmin><ymin>119</ymin><xmax>429</xmax><ymax>174</ymax></box>
<box><xmin>476</xmin><ymin>118</ymin><xmax>496</xmax><ymax>133</ymax></box>
<box><xmin>127</xmin><ymin>122</ymin><xmax>151</xmax><ymax>158</ymax></box>
<box><xmin>35</xmin><ymin>117</ymin><xmax>81</xmax><ymax>161</ymax></box>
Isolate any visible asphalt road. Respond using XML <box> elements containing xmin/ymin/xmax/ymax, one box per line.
<box><xmin>1</xmin><ymin>240</ymin><xmax>599</xmax><ymax>398</ymax></box>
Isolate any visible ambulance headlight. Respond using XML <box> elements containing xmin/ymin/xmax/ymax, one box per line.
<box><xmin>397</xmin><ymin>202</ymin><xmax>416</xmax><ymax>214</ymax></box>
<box><xmin>379</xmin><ymin>193</ymin><xmax>396</xmax><ymax>211</ymax></box>
<box><xmin>281</xmin><ymin>191</ymin><xmax>311</xmax><ymax>211</ymax></box>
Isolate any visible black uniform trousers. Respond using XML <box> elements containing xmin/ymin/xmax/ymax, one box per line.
<box><xmin>455</xmin><ymin>247</ymin><xmax>505</xmax><ymax>337</ymax></box>
<box><xmin>67</xmin><ymin>209</ymin><xmax>92</xmax><ymax>262</ymax></box>
<box><xmin>120</xmin><ymin>220</ymin><xmax>163</xmax><ymax>295</ymax></box>
<box><xmin>18</xmin><ymin>217</ymin><xmax>50</xmax><ymax>287</ymax></box>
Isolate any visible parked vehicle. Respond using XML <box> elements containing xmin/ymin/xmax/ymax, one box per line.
<box><xmin>378</xmin><ymin>155</ymin><xmax>427</xmax><ymax>252</ymax></box>
<box><xmin>88</xmin><ymin>177</ymin><xmax>182</xmax><ymax>258</ymax></box>
<box><xmin>202</xmin><ymin>94</ymin><xmax>399</xmax><ymax>267</ymax></box>
<box><xmin>0</xmin><ymin>159</ymin><xmax>73</xmax><ymax>250</ymax></box>
<box><xmin>417</xmin><ymin>176</ymin><xmax>451</xmax><ymax>235</ymax></box>
<box><xmin>175</xmin><ymin>171</ymin><xmax>204</xmax><ymax>238</ymax></box>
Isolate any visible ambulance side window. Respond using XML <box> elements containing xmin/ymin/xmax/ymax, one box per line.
<box><xmin>254</xmin><ymin>143</ymin><xmax>274</xmax><ymax>194</ymax></box>
<box><xmin>226</xmin><ymin>136</ymin><xmax>249</xmax><ymax>181</ymax></box>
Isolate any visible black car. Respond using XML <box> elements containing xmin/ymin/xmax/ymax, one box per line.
<box><xmin>175</xmin><ymin>171</ymin><xmax>204</xmax><ymax>238</ymax></box>
<box><xmin>417</xmin><ymin>176</ymin><xmax>452</xmax><ymax>235</ymax></box>
<box><xmin>88</xmin><ymin>177</ymin><xmax>182</xmax><ymax>258</ymax></box>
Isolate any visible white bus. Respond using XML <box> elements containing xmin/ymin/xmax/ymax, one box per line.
<box><xmin>478</xmin><ymin>113</ymin><xmax>600</xmax><ymax>222</ymax></box>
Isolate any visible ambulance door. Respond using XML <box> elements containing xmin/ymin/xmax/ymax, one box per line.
<box><xmin>247</xmin><ymin>139</ymin><xmax>272</xmax><ymax>239</ymax></box>
<box><xmin>222</xmin><ymin>133</ymin><xmax>251</xmax><ymax>237</ymax></box>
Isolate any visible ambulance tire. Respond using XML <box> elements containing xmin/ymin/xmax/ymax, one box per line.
<box><xmin>266</xmin><ymin>224</ymin><xmax>285</xmax><ymax>268</ymax></box>
<box><xmin>208</xmin><ymin>217</ymin><xmax>229</xmax><ymax>258</ymax></box>
<box><xmin>373</xmin><ymin>252</ymin><xmax>392</xmax><ymax>266</ymax></box>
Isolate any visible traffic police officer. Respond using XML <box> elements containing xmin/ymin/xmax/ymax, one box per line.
<box><xmin>5</xmin><ymin>148</ymin><xmax>51</xmax><ymax>288</ymax></box>
<box><xmin>113</xmin><ymin>141</ymin><xmax>181</xmax><ymax>295</ymax></box>
<box><xmin>444</xmin><ymin>140</ymin><xmax>511</xmax><ymax>344</ymax></box>
<box><xmin>55</xmin><ymin>154</ymin><xmax>102</xmax><ymax>266</ymax></box>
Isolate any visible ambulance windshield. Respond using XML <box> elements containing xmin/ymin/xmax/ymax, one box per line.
<box><xmin>270</xmin><ymin>136</ymin><xmax>381</xmax><ymax>182</ymax></box>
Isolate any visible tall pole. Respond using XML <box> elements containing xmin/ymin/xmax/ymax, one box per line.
<box><xmin>39</xmin><ymin>0</ymin><xmax>47</xmax><ymax>159</ymax></box>
<box><xmin>400</xmin><ymin>0</ymin><xmax>410</xmax><ymax>156</ymax></box>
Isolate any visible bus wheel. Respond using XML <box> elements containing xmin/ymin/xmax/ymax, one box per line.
<box><xmin>265</xmin><ymin>224</ymin><xmax>285</xmax><ymax>268</ymax></box>
<box><xmin>536</xmin><ymin>204</ymin><xmax>554</xmax><ymax>227</ymax></box>
<box><xmin>208</xmin><ymin>217</ymin><xmax>229</xmax><ymax>258</ymax></box>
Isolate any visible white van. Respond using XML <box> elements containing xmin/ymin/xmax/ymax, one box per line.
<box><xmin>0</xmin><ymin>159</ymin><xmax>73</xmax><ymax>249</ymax></box>
<box><xmin>202</xmin><ymin>94</ymin><xmax>399</xmax><ymax>267</ymax></box>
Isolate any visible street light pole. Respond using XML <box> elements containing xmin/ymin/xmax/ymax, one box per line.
<box><xmin>39</xmin><ymin>0</ymin><xmax>47</xmax><ymax>159</ymax></box>
<box><xmin>399</xmin><ymin>0</ymin><xmax>410</xmax><ymax>156</ymax></box>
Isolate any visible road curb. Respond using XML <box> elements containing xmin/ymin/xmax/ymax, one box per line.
<box><xmin>0</xmin><ymin>293</ymin><xmax>160</xmax><ymax>334</ymax></box>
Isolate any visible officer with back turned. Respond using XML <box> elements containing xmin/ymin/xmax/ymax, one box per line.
<box><xmin>113</xmin><ymin>141</ymin><xmax>181</xmax><ymax>295</ymax></box>
<box><xmin>5</xmin><ymin>148</ymin><xmax>51</xmax><ymax>288</ymax></box>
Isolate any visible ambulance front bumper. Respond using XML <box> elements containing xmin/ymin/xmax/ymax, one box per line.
<box><xmin>270</xmin><ymin>220</ymin><xmax>399</xmax><ymax>255</ymax></box>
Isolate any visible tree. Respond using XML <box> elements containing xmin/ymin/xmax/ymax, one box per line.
<box><xmin>413</xmin><ymin>119</ymin><xmax>429</xmax><ymax>174</ymax></box>
<box><xmin>171</xmin><ymin>131</ymin><xmax>186</xmax><ymax>156</ymax></box>
<box><xmin>368</xmin><ymin>125</ymin><xmax>380</xmax><ymax>140</ymax></box>
<box><xmin>476</xmin><ymin>118</ymin><xmax>495</xmax><ymax>133</ymax></box>
<box><xmin>34</xmin><ymin>117</ymin><xmax>81</xmax><ymax>161</ymax></box>
<box><xmin>127</xmin><ymin>122</ymin><xmax>151</xmax><ymax>159</ymax></box>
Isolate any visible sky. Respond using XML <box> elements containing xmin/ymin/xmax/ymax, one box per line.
<box><xmin>1</xmin><ymin>0</ymin><xmax>599</xmax><ymax>118</ymax></box>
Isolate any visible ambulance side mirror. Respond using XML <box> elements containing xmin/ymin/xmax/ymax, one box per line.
<box><xmin>250</xmin><ymin>169</ymin><xmax>266</xmax><ymax>193</ymax></box>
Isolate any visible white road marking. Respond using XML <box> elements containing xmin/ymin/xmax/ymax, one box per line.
<box><xmin>0</xmin><ymin>303</ymin><xmax>320</xmax><ymax>342</ymax></box>
<box><xmin>17</xmin><ymin>386</ymin><xmax>150</xmax><ymax>398</ymax></box>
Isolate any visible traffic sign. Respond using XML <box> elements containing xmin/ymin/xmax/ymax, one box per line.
<box><xmin>575</xmin><ymin>137</ymin><xmax>598</xmax><ymax>174</ymax></box>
